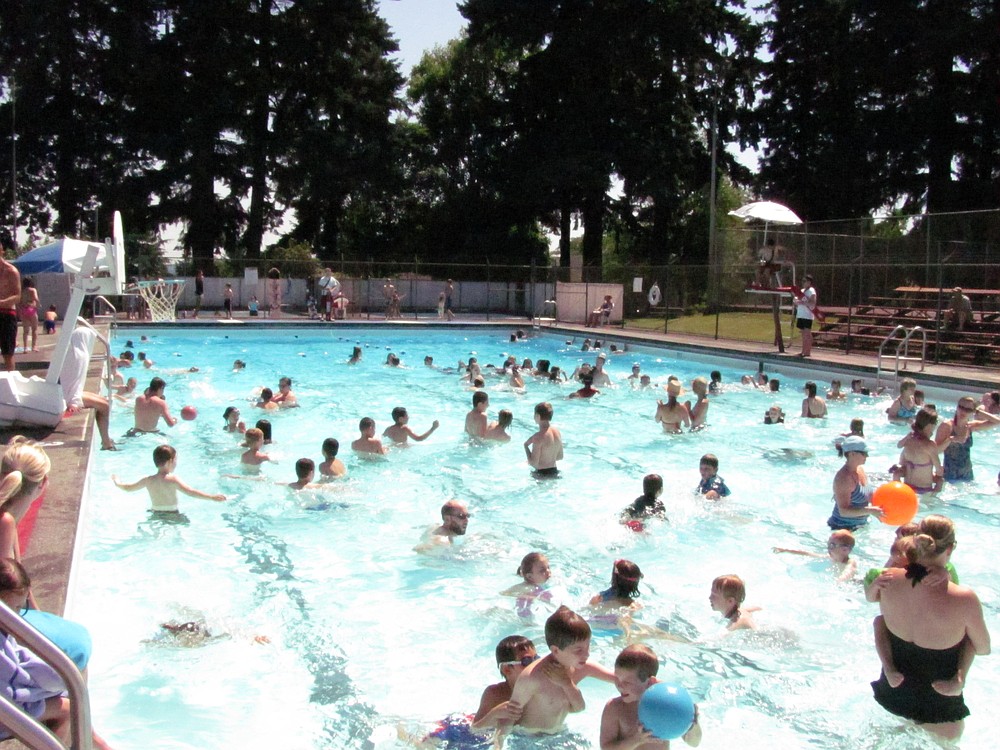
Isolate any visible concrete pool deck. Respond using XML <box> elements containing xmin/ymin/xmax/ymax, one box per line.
<box><xmin>5</xmin><ymin>314</ymin><xmax>999</xmax><ymax>621</ymax></box>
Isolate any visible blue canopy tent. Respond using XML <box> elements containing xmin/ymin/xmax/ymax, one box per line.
<box><xmin>12</xmin><ymin>238</ymin><xmax>109</xmax><ymax>275</ymax></box>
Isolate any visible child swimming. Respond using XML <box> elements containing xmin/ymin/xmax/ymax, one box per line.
<box><xmin>501</xmin><ymin>552</ymin><xmax>555</xmax><ymax>618</ymax></box>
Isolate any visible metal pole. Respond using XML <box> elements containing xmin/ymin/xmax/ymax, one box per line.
<box><xmin>486</xmin><ymin>258</ymin><xmax>491</xmax><ymax>321</ymax></box>
<box><xmin>708</xmin><ymin>97</ymin><xmax>719</xmax><ymax>313</ymax></box>
<box><xmin>10</xmin><ymin>82</ymin><xmax>16</xmax><ymax>247</ymax></box>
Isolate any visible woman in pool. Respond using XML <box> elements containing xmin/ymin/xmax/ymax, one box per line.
<box><xmin>348</xmin><ymin>346</ymin><xmax>362</xmax><ymax>364</ymax></box>
<box><xmin>869</xmin><ymin>516</ymin><xmax>990</xmax><ymax>741</ymax></box>
<box><xmin>828</xmin><ymin>435</ymin><xmax>881</xmax><ymax>530</ymax></box>
<box><xmin>655</xmin><ymin>378</ymin><xmax>690</xmax><ymax>433</ymax></box>
<box><xmin>893</xmin><ymin>408</ymin><xmax>942</xmax><ymax>494</ymax></box>
<box><xmin>935</xmin><ymin>395</ymin><xmax>1000</xmax><ymax>481</ymax></box>
<box><xmin>222</xmin><ymin>406</ymin><xmax>245</xmax><ymax>434</ymax></box>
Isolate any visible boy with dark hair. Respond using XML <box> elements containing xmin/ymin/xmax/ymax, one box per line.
<box><xmin>621</xmin><ymin>474</ymin><xmax>666</xmax><ymax>526</ymax></box>
<box><xmin>318</xmin><ymin>438</ymin><xmax>346</xmax><ymax>477</ymax></box>
<box><xmin>471</xmin><ymin>635</ymin><xmax>539</xmax><ymax>730</ymax></box>
<box><xmin>383</xmin><ymin>406</ymin><xmax>439</xmax><ymax>444</ymax></box>
<box><xmin>465</xmin><ymin>391</ymin><xmax>490</xmax><ymax>438</ymax></box>
<box><xmin>495</xmin><ymin>606</ymin><xmax>614</xmax><ymax>742</ymax></box>
<box><xmin>696</xmin><ymin>454</ymin><xmax>730</xmax><ymax>499</ymax></box>
<box><xmin>600</xmin><ymin>644</ymin><xmax>702</xmax><ymax>750</ymax></box>
<box><xmin>352</xmin><ymin>417</ymin><xmax>387</xmax><ymax>455</ymax></box>
<box><xmin>112</xmin><ymin>444</ymin><xmax>225</xmax><ymax>513</ymax></box>
<box><xmin>289</xmin><ymin>458</ymin><xmax>317</xmax><ymax>490</ymax></box>
<box><xmin>524</xmin><ymin>402</ymin><xmax>563</xmax><ymax>477</ymax></box>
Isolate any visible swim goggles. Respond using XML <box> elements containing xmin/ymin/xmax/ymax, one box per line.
<box><xmin>499</xmin><ymin>654</ymin><xmax>541</xmax><ymax>668</ymax></box>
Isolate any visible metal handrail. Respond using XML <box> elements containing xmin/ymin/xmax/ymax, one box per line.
<box><xmin>876</xmin><ymin>325</ymin><xmax>907</xmax><ymax>392</ymax></box>
<box><xmin>74</xmin><ymin>318</ymin><xmax>115</xmax><ymax>406</ymax></box>
<box><xmin>90</xmin><ymin>296</ymin><xmax>117</xmax><ymax>340</ymax></box>
<box><xmin>876</xmin><ymin>325</ymin><xmax>927</xmax><ymax>391</ymax></box>
<box><xmin>0</xmin><ymin>600</ymin><xmax>93</xmax><ymax>749</ymax></box>
<box><xmin>896</xmin><ymin>326</ymin><xmax>927</xmax><ymax>374</ymax></box>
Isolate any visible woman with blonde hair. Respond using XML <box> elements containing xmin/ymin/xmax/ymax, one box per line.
<box><xmin>870</xmin><ymin>515</ymin><xmax>990</xmax><ymax>740</ymax></box>
<box><xmin>0</xmin><ymin>437</ymin><xmax>52</xmax><ymax>598</ymax></box>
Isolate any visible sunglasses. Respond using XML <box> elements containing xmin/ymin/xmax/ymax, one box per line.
<box><xmin>447</xmin><ymin>512</ymin><xmax>471</xmax><ymax>520</ymax></box>
<box><xmin>499</xmin><ymin>654</ymin><xmax>540</xmax><ymax>668</ymax></box>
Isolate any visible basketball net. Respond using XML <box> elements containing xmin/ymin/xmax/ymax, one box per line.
<box><xmin>130</xmin><ymin>280</ymin><xmax>186</xmax><ymax>322</ymax></box>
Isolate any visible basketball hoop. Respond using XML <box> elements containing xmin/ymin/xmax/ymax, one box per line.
<box><xmin>127</xmin><ymin>279</ymin><xmax>186</xmax><ymax>322</ymax></box>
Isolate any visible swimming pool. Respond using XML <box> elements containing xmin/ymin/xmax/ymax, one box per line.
<box><xmin>69</xmin><ymin>328</ymin><xmax>999</xmax><ymax>749</ymax></box>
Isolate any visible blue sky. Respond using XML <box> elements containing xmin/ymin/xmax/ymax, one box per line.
<box><xmin>377</xmin><ymin>0</ymin><xmax>467</xmax><ymax>76</ymax></box>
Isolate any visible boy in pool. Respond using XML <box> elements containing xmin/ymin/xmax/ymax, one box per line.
<box><xmin>383</xmin><ymin>406</ymin><xmax>439</xmax><ymax>444</ymax></box>
<box><xmin>352</xmin><ymin>417</ymin><xmax>387</xmax><ymax>455</ymax></box>
<box><xmin>524</xmin><ymin>402</ymin><xmax>563</xmax><ymax>477</ymax></box>
<box><xmin>113</xmin><ymin>444</ymin><xmax>226</xmax><ymax>513</ymax></box>
<box><xmin>696</xmin><ymin>454</ymin><xmax>730</xmax><ymax>499</ymax></box>
<box><xmin>465</xmin><ymin>390</ymin><xmax>489</xmax><ymax>439</ymax></box>
<box><xmin>600</xmin><ymin>644</ymin><xmax>702</xmax><ymax>750</ymax></box>
<box><xmin>471</xmin><ymin>635</ymin><xmax>539</xmax><ymax>730</ymax></box>
<box><xmin>241</xmin><ymin>428</ymin><xmax>272</xmax><ymax>467</ymax></box>
<box><xmin>318</xmin><ymin>437</ymin><xmax>346</xmax><ymax>477</ymax></box>
<box><xmin>772</xmin><ymin>530</ymin><xmax>858</xmax><ymax>582</ymax></box>
<box><xmin>288</xmin><ymin>458</ymin><xmax>320</xmax><ymax>490</ymax></box>
<box><xmin>709</xmin><ymin>575</ymin><xmax>757</xmax><ymax>631</ymax></box>
<box><xmin>494</xmin><ymin>606</ymin><xmax>615</xmax><ymax>743</ymax></box>
<box><xmin>709</xmin><ymin>370</ymin><xmax>722</xmax><ymax>393</ymax></box>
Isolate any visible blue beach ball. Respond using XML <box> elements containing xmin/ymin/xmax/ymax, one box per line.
<box><xmin>638</xmin><ymin>682</ymin><xmax>695</xmax><ymax>740</ymax></box>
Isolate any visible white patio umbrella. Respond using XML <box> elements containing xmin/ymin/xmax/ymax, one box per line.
<box><xmin>728</xmin><ymin>201</ymin><xmax>803</xmax><ymax>245</ymax></box>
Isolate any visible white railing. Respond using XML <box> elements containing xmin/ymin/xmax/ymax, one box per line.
<box><xmin>0</xmin><ymin>600</ymin><xmax>93</xmax><ymax>749</ymax></box>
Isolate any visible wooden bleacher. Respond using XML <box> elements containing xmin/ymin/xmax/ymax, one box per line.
<box><xmin>815</xmin><ymin>287</ymin><xmax>1000</xmax><ymax>364</ymax></box>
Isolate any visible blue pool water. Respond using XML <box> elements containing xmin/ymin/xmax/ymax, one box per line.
<box><xmin>70</xmin><ymin>328</ymin><xmax>998</xmax><ymax>749</ymax></box>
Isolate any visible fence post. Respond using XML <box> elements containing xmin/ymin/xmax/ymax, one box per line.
<box><xmin>486</xmin><ymin>258</ymin><xmax>491</xmax><ymax>321</ymax></box>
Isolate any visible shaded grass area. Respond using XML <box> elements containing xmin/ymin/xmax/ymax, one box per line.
<box><xmin>623</xmin><ymin>311</ymin><xmax>843</xmax><ymax>344</ymax></box>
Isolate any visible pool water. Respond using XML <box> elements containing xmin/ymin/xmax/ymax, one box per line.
<box><xmin>70</xmin><ymin>328</ymin><xmax>999</xmax><ymax>749</ymax></box>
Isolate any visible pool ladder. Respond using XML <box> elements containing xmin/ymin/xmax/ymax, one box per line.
<box><xmin>876</xmin><ymin>325</ymin><xmax>926</xmax><ymax>392</ymax></box>
<box><xmin>0</xmin><ymin>600</ymin><xmax>94</xmax><ymax>749</ymax></box>
<box><xmin>91</xmin><ymin>296</ymin><xmax>117</xmax><ymax>341</ymax></box>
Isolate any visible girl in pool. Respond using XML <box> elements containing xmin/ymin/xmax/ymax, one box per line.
<box><xmin>892</xmin><ymin>408</ymin><xmax>942</xmax><ymax>494</ymax></box>
<box><xmin>501</xmin><ymin>552</ymin><xmax>555</xmax><ymax>618</ymax></box>
<box><xmin>484</xmin><ymin>409</ymin><xmax>513</xmax><ymax>442</ymax></box>
<box><xmin>222</xmin><ymin>406</ymin><xmax>245</xmax><ymax>434</ymax></box>
<box><xmin>590</xmin><ymin>559</ymin><xmax>643</xmax><ymax>610</ymax></box>
<box><xmin>348</xmin><ymin>346</ymin><xmax>362</xmax><ymax>364</ymax></box>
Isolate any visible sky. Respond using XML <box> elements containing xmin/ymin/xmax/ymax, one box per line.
<box><xmin>377</xmin><ymin>0</ymin><xmax>467</xmax><ymax>77</ymax></box>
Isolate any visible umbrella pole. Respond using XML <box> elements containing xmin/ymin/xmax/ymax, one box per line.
<box><xmin>772</xmin><ymin>294</ymin><xmax>785</xmax><ymax>353</ymax></box>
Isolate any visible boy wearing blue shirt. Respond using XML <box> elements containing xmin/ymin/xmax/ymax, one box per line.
<box><xmin>697</xmin><ymin>454</ymin><xmax>730</xmax><ymax>499</ymax></box>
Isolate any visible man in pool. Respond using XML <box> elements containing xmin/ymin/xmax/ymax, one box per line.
<box><xmin>416</xmin><ymin>500</ymin><xmax>470</xmax><ymax>550</ymax></box>
<box><xmin>271</xmin><ymin>377</ymin><xmax>298</xmax><ymax>408</ymax></box>
<box><xmin>352</xmin><ymin>417</ymin><xmax>387</xmax><ymax>456</ymax></box>
<box><xmin>524</xmin><ymin>401</ymin><xmax>563</xmax><ymax>477</ymax></box>
<box><xmin>132</xmin><ymin>377</ymin><xmax>177</xmax><ymax>434</ymax></box>
<box><xmin>465</xmin><ymin>390</ymin><xmax>490</xmax><ymax>439</ymax></box>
